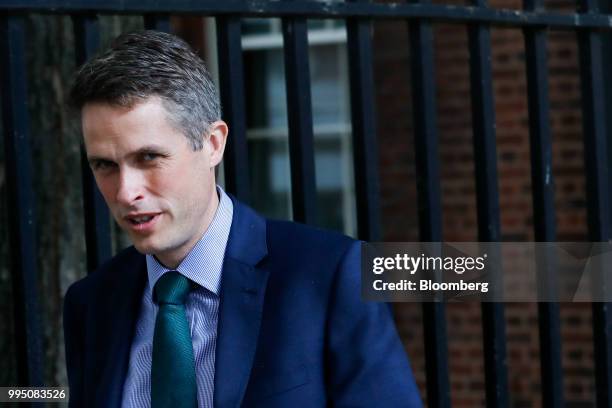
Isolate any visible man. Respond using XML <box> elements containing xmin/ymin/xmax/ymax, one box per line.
<box><xmin>64</xmin><ymin>30</ymin><xmax>421</xmax><ymax>408</ymax></box>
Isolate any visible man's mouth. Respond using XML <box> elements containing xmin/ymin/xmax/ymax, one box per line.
<box><xmin>123</xmin><ymin>212</ymin><xmax>162</xmax><ymax>231</ymax></box>
<box><xmin>129</xmin><ymin>215</ymin><xmax>155</xmax><ymax>225</ymax></box>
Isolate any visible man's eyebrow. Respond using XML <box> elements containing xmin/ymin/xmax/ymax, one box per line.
<box><xmin>87</xmin><ymin>145</ymin><xmax>171</xmax><ymax>164</ymax></box>
<box><xmin>131</xmin><ymin>145</ymin><xmax>171</xmax><ymax>156</ymax></box>
<box><xmin>87</xmin><ymin>155</ymin><xmax>113</xmax><ymax>164</ymax></box>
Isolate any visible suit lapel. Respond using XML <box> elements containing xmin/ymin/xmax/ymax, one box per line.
<box><xmin>94</xmin><ymin>250</ymin><xmax>147</xmax><ymax>407</ymax></box>
<box><xmin>214</xmin><ymin>198</ymin><xmax>269</xmax><ymax>408</ymax></box>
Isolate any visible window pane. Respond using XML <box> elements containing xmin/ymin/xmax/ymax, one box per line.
<box><xmin>243</xmin><ymin>20</ymin><xmax>355</xmax><ymax>235</ymax></box>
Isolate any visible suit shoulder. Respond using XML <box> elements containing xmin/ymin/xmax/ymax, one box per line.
<box><xmin>266</xmin><ymin>219</ymin><xmax>358</xmax><ymax>263</ymax></box>
<box><xmin>65</xmin><ymin>246</ymin><xmax>143</xmax><ymax>300</ymax></box>
<box><xmin>267</xmin><ymin>218</ymin><xmax>355</xmax><ymax>246</ymax></box>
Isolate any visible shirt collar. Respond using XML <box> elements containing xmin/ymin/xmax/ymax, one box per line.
<box><xmin>146</xmin><ymin>185</ymin><xmax>234</xmax><ymax>296</ymax></box>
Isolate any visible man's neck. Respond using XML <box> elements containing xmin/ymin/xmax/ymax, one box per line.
<box><xmin>154</xmin><ymin>187</ymin><xmax>220</xmax><ymax>269</ymax></box>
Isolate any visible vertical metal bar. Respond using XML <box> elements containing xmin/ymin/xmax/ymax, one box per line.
<box><xmin>0</xmin><ymin>15</ymin><xmax>44</xmax><ymax>386</ymax></box>
<box><xmin>523</xmin><ymin>3</ymin><xmax>556</xmax><ymax>245</ymax></box>
<box><xmin>605</xmin><ymin>0</ymin><xmax>612</xmax><ymax>244</ymax></box>
<box><xmin>467</xmin><ymin>1</ymin><xmax>509</xmax><ymax>405</ymax></box>
<box><xmin>144</xmin><ymin>15</ymin><xmax>171</xmax><ymax>33</ymax></box>
<box><xmin>577</xmin><ymin>0</ymin><xmax>612</xmax><ymax>404</ymax></box>
<box><xmin>72</xmin><ymin>15</ymin><xmax>112</xmax><ymax>272</ymax></box>
<box><xmin>522</xmin><ymin>0</ymin><xmax>564</xmax><ymax>405</ymax></box>
<box><xmin>346</xmin><ymin>0</ymin><xmax>381</xmax><ymax>241</ymax></box>
<box><xmin>216</xmin><ymin>16</ymin><xmax>250</xmax><ymax>203</ymax></box>
<box><xmin>281</xmin><ymin>10</ymin><xmax>318</xmax><ymax>225</ymax></box>
<box><xmin>407</xmin><ymin>5</ymin><xmax>451</xmax><ymax>407</ymax></box>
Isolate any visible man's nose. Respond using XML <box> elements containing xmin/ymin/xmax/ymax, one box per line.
<box><xmin>116</xmin><ymin>168</ymin><xmax>145</xmax><ymax>206</ymax></box>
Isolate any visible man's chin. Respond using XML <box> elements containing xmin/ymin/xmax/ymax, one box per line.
<box><xmin>130</xmin><ymin>239</ymin><xmax>161</xmax><ymax>255</ymax></box>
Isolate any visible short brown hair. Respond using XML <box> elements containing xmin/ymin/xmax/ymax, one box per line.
<box><xmin>70</xmin><ymin>30</ymin><xmax>221</xmax><ymax>150</ymax></box>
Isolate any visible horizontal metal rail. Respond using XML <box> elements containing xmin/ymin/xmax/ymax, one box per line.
<box><xmin>0</xmin><ymin>1</ymin><xmax>612</xmax><ymax>29</ymax></box>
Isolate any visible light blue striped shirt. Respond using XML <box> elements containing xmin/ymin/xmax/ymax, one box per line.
<box><xmin>122</xmin><ymin>187</ymin><xmax>234</xmax><ymax>408</ymax></box>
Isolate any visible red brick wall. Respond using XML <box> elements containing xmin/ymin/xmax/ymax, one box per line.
<box><xmin>374</xmin><ymin>3</ymin><xmax>595</xmax><ymax>406</ymax></box>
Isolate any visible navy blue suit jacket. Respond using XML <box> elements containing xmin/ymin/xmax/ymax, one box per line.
<box><xmin>64</xmin><ymin>197</ymin><xmax>422</xmax><ymax>407</ymax></box>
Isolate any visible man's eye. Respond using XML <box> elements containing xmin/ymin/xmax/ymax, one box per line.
<box><xmin>92</xmin><ymin>160</ymin><xmax>116</xmax><ymax>171</ymax></box>
<box><xmin>142</xmin><ymin>153</ymin><xmax>159</xmax><ymax>162</ymax></box>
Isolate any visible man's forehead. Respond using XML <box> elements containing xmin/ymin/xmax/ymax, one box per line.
<box><xmin>81</xmin><ymin>99</ymin><xmax>186</xmax><ymax>153</ymax></box>
<box><xmin>82</xmin><ymin>97</ymin><xmax>176</xmax><ymax>133</ymax></box>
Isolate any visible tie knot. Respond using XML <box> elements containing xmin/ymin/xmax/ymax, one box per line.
<box><xmin>154</xmin><ymin>271</ymin><xmax>191</xmax><ymax>305</ymax></box>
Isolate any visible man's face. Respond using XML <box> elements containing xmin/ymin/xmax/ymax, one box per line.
<box><xmin>82</xmin><ymin>97</ymin><xmax>226</xmax><ymax>268</ymax></box>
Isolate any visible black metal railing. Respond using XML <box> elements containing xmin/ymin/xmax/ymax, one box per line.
<box><xmin>2</xmin><ymin>1</ymin><xmax>612</xmax><ymax>406</ymax></box>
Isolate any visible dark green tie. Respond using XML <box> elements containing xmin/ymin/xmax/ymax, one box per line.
<box><xmin>151</xmin><ymin>271</ymin><xmax>197</xmax><ymax>408</ymax></box>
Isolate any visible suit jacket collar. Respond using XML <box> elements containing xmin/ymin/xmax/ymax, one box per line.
<box><xmin>224</xmin><ymin>194</ymin><xmax>268</xmax><ymax>266</ymax></box>
<box><xmin>214</xmin><ymin>195</ymin><xmax>270</xmax><ymax>408</ymax></box>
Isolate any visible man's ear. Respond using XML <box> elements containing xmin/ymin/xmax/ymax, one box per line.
<box><xmin>205</xmin><ymin>120</ymin><xmax>228</xmax><ymax>168</ymax></box>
